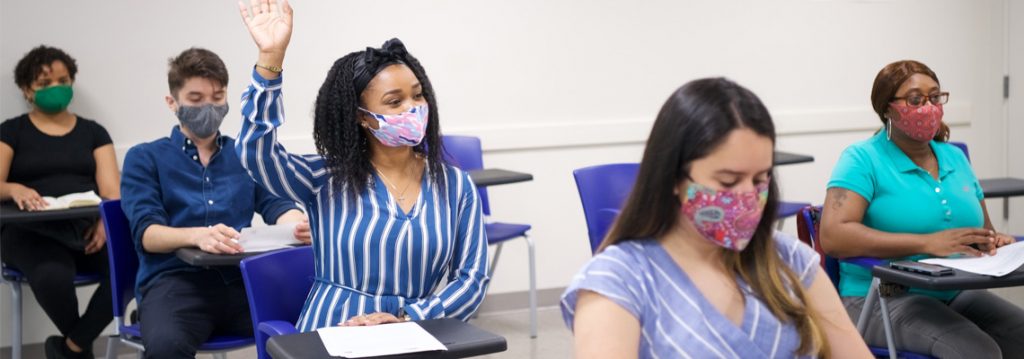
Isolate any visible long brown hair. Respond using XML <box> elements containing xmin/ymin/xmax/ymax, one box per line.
<box><xmin>870</xmin><ymin>60</ymin><xmax>949</xmax><ymax>142</ymax></box>
<box><xmin>600</xmin><ymin>78</ymin><xmax>828</xmax><ymax>356</ymax></box>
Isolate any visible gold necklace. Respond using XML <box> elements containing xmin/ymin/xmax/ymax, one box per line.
<box><xmin>373</xmin><ymin>164</ymin><xmax>415</xmax><ymax>203</ymax></box>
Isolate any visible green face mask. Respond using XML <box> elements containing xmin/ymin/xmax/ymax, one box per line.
<box><xmin>33</xmin><ymin>85</ymin><xmax>73</xmax><ymax>113</ymax></box>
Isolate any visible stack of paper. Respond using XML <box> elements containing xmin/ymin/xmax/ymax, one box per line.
<box><xmin>238</xmin><ymin>223</ymin><xmax>300</xmax><ymax>252</ymax></box>
<box><xmin>317</xmin><ymin>322</ymin><xmax>447</xmax><ymax>358</ymax></box>
<box><xmin>921</xmin><ymin>241</ymin><xmax>1024</xmax><ymax>277</ymax></box>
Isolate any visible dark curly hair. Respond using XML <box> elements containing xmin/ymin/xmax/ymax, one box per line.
<box><xmin>313</xmin><ymin>38</ymin><xmax>445</xmax><ymax>198</ymax></box>
<box><xmin>14</xmin><ymin>45</ymin><xmax>78</xmax><ymax>89</ymax></box>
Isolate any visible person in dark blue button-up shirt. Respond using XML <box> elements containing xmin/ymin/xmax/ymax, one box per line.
<box><xmin>120</xmin><ymin>47</ymin><xmax>308</xmax><ymax>359</ymax></box>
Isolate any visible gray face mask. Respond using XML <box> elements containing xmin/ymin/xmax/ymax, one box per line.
<box><xmin>176</xmin><ymin>103</ymin><xmax>228</xmax><ymax>139</ymax></box>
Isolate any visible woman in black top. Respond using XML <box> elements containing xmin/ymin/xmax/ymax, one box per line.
<box><xmin>0</xmin><ymin>46</ymin><xmax>119</xmax><ymax>359</ymax></box>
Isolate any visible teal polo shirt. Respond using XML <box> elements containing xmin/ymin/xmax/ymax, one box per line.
<box><xmin>827</xmin><ymin>131</ymin><xmax>984</xmax><ymax>301</ymax></box>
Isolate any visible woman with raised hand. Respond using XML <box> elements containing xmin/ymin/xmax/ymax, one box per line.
<box><xmin>235</xmin><ymin>0</ymin><xmax>488</xmax><ymax>330</ymax></box>
<box><xmin>561</xmin><ymin>78</ymin><xmax>871</xmax><ymax>358</ymax></box>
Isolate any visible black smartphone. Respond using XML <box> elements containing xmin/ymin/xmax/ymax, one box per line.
<box><xmin>890</xmin><ymin>260</ymin><xmax>954</xmax><ymax>276</ymax></box>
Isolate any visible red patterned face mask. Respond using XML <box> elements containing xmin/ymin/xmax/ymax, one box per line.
<box><xmin>680</xmin><ymin>182</ymin><xmax>769</xmax><ymax>251</ymax></box>
<box><xmin>890</xmin><ymin>103</ymin><xmax>943</xmax><ymax>142</ymax></box>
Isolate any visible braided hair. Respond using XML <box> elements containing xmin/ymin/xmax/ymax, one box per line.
<box><xmin>313</xmin><ymin>38</ymin><xmax>445</xmax><ymax>199</ymax></box>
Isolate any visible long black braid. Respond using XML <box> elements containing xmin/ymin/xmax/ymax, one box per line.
<box><xmin>313</xmin><ymin>38</ymin><xmax>446</xmax><ymax>200</ymax></box>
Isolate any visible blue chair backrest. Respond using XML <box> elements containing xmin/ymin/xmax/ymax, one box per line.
<box><xmin>441</xmin><ymin>135</ymin><xmax>491</xmax><ymax>215</ymax></box>
<box><xmin>573</xmin><ymin>163</ymin><xmax>640</xmax><ymax>253</ymax></box>
<box><xmin>240</xmin><ymin>246</ymin><xmax>315</xmax><ymax>359</ymax></box>
<box><xmin>100</xmin><ymin>200</ymin><xmax>138</xmax><ymax>319</ymax></box>
<box><xmin>950</xmin><ymin>141</ymin><xmax>970</xmax><ymax>162</ymax></box>
<box><xmin>796</xmin><ymin>205</ymin><xmax>841</xmax><ymax>287</ymax></box>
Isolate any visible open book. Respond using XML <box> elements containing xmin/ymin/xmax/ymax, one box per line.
<box><xmin>39</xmin><ymin>191</ymin><xmax>102</xmax><ymax>211</ymax></box>
<box><xmin>921</xmin><ymin>241</ymin><xmax>1024</xmax><ymax>277</ymax></box>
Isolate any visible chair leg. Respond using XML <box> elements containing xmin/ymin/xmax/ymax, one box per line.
<box><xmin>488</xmin><ymin>243</ymin><xmax>504</xmax><ymax>278</ymax></box>
<box><xmin>11</xmin><ymin>280</ymin><xmax>22</xmax><ymax>359</ymax></box>
<box><xmin>104</xmin><ymin>335</ymin><xmax>119</xmax><ymax>359</ymax></box>
<box><xmin>524</xmin><ymin>235</ymin><xmax>537</xmax><ymax>339</ymax></box>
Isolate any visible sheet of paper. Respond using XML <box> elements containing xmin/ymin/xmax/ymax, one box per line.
<box><xmin>238</xmin><ymin>223</ymin><xmax>300</xmax><ymax>252</ymax></box>
<box><xmin>317</xmin><ymin>322</ymin><xmax>447</xmax><ymax>358</ymax></box>
<box><xmin>921</xmin><ymin>241</ymin><xmax>1024</xmax><ymax>277</ymax></box>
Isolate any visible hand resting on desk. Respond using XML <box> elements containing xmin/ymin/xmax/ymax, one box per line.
<box><xmin>341</xmin><ymin>312</ymin><xmax>404</xmax><ymax>326</ymax></box>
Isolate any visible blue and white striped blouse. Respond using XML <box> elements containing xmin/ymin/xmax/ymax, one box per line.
<box><xmin>236</xmin><ymin>70</ymin><xmax>489</xmax><ymax>331</ymax></box>
<box><xmin>561</xmin><ymin>232</ymin><xmax>820</xmax><ymax>359</ymax></box>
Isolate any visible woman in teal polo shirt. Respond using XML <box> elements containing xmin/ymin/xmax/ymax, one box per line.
<box><xmin>820</xmin><ymin>60</ymin><xmax>1024</xmax><ymax>358</ymax></box>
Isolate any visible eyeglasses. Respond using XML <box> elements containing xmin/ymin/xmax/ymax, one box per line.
<box><xmin>891</xmin><ymin>92</ymin><xmax>949</xmax><ymax>107</ymax></box>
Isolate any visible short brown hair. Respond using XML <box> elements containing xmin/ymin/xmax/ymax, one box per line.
<box><xmin>870</xmin><ymin>60</ymin><xmax>949</xmax><ymax>142</ymax></box>
<box><xmin>167</xmin><ymin>48</ymin><xmax>228</xmax><ymax>98</ymax></box>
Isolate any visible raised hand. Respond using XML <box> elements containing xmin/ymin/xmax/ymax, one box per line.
<box><xmin>238</xmin><ymin>0</ymin><xmax>293</xmax><ymax>56</ymax></box>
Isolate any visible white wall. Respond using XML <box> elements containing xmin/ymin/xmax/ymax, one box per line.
<box><xmin>1</xmin><ymin>0</ymin><xmax>1016</xmax><ymax>347</ymax></box>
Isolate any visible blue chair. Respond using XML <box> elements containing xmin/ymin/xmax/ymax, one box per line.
<box><xmin>573</xmin><ymin>162</ymin><xmax>810</xmax><ymax>253</ymax></box>
<box><xmin>441</xmin><ymin>135</ymin><xmax>536</xmax><ymax>338</ymax></box>
<box><xmin>797</xmin><ymin>205</ymin><xmax>934</xmax><ymax>359</ymax></box>
<box><xmin>572</xmin><ymin>163</ymin><xmax>640</xmax><ymax>254</ymax></box>
<box><xmin>99</xmin><ymin>200</ymin><xmax>254</xmax><ymax>359</ymax></box>
<box><xmin>1</xmin><ymin>259</ymin><xmax>101</xmax><ymax>359</ymax></box>
<box><xmin>777</xmin><ymin>200</ymin><xmax>811</xmax><ymax>230</ymax></box>
<box><xmin>240</xmin><ymin>246</ymin><xmax>314</xmax><ymax>359</ymax></box>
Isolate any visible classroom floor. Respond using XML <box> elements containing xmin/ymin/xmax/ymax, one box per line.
<box><xmin>4</xmin><ymin>306</ymin><xmax>573</xmax><ymax>359</ymax></box>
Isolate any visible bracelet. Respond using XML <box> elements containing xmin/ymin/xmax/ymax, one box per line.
<box><xmin>255</xmin><ymin>63</ymin><xmax>283</xmax><ymax>73</ymax></box>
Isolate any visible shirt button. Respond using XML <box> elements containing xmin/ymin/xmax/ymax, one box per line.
<box><xmin>941</xmin><ymin>199</ymin><xmax>948</xmax><ymax>204</ymax></box>
<box><xmin>935</xmin><ymin>187</ymin><xmax>941</xmax><ymax>193</ymax></box>
<box><xmin>208</xmin><ymin>200</ymin><xmax>214</xmax><ymax>205</ymax></box>
<box><xmin>946</xmin><ymin>210</ymin><xmax>952</xmax><ymax>215</ymax></box>
<box><xmin>205</xmin><ymin>177</ymin><xmax>210</xmax><ymax>182</ymax></box>
<box><xmin>182</xmin><ymin>146</ymin><xmax>186</xmax><ymax>151</ymax></box>
<box><xmin>193</xmin><ymin>155</ymin><xmax>198</xmax><ymax>161</ymax></box>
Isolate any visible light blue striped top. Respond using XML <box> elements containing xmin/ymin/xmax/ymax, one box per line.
<box><xmin>561</xmin><ymin>232</ymin><xmax>820</xmax><ymax>359</ymax></box>
<box><xmin>236</xmin><ymin>70</ymin><xmax>489</xmax><ymax>331</ymax></box>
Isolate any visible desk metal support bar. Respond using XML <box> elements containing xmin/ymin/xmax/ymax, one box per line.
<box><xmin>1004</xmin><ymin>197</ymin><xmax>1010</xmax><ymax>222</ymax></box>
<box><xmin>856</xmin><ymin>278</ymin><xmax>879</xmax><ymax>333</ymax></box>
<box><xmin>877</xmin><ymin>291</ymin><xmax>898</xmax><ymax>359</ymax></box>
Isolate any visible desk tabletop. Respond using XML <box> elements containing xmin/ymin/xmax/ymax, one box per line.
<box><xmin>872</xmin><ymin>265</ymin><xmax>1024</xmax><ymax>291</ymax></box>
<box><xmin>0</xmin><ymin>202</ymin><xmax>99</xmax><ymax>224</ymax></box>
<box><xmin>466</xmin><ymin>169</ymin><xmax>533</xmax><ymax>187</ymax></box>
<box><xmin>979</xmin><ymin>177</ymin><xmax>1024</xmax><ymax>198</ymax></box>
<box><xmin>267</xmin><ymin>318</ymin><xmax>506</xmax><ymax>359</ymax></box>
<box><xmin>175</xmin><ymin>247</ymin><xmax>291</xmax><ymax>267</ymax></box>
<box><xmin>773</xmin><ymin>151</ymin><xmax>815</xmax><ymax>166</ymax></box>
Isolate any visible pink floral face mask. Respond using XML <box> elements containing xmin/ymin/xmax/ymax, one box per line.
<box><xmin>890</xmin><ymin>103</ymin><xmax>943</xmax><ymax>142</ymax></box>
<box><xmin>681</xmin><ymin>181</ymin><xmax>769</xmax><ymax>251</ymax></box>
<box><xmin>360</xmin><ymin>104</ymin><xmax>429</xmax><ymax>147</ymax></box>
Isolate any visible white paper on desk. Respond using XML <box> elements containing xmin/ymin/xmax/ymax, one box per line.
<box><xmin>238</xmin><ymin>223</ymin><xmax>300</xmax><ymax>252</ymax></box>
<box><xmin>316</xmin><ymin>322</ymin><xmax>447</xmax><ymax>358</ymax></box>
<box><xmin>921</xmin><ymin>241</ymin><xmax>1024</xmax><ymax>277</ymax></box>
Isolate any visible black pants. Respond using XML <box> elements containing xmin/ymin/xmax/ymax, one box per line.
<box><xmin>0</xmin><ymin>220</ymin><xmax>113</xmax><ymax>349</ymax></box>
<box><xmin>138</xmin><ymin>269</ymin><xmax>253</xmax><ymax>359</ymax></box>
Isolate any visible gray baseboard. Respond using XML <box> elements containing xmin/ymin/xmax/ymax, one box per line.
<box><xmin>476</xmin><ymin>287</ymin><xmax>566</xmax><ymax>314</ymax></box>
